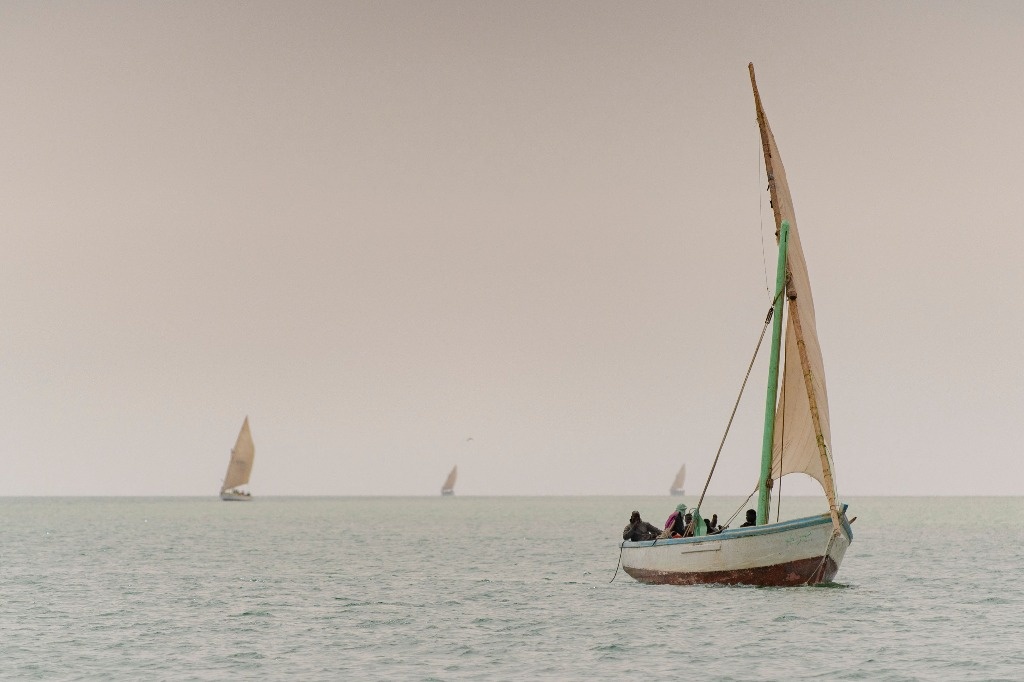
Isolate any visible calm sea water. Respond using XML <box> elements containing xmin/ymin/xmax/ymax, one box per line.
<box><xmin>2</xmin><ymin>496</ymin><xmax>1022</xmax><ymax>680</ymax></box>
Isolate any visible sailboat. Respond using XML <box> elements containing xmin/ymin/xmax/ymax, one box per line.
<box><xmin>669</xmin><ymin>464</ymin><xmax>686</xmax><ymax>496</ymax></box>
<box><xmin>220</xmin><ymin>417</ymin><xmax>255</xmax><ymax>501</ymax></box>
<box><xmin>620</xmin><ymin>65</ymin><xmax>853</xmax><ymax>586</ymax></box>
<box><xmin>440</xmin><ymin>465</ymin><xmax>457</xmax><ymax>496</ymax></box>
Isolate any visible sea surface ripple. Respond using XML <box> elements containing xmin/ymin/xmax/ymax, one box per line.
<box><xmin>1</xmin><ymin>496</ymin><xmax>1022</xmax><ymax>680</ymax></box>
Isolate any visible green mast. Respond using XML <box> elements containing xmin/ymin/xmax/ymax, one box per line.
<box><xmin>757</xmin><ymin>219</ymin><xmax>790</xmax><ymax>525</ymax></box>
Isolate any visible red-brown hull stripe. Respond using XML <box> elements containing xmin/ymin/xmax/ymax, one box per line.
<box><xmin>622</xmin><ymin>555</ymin><xmax>839</xmax><ymax>587</ymax></box>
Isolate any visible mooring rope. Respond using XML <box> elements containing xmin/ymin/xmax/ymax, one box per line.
<box><xmin>806</xmin><ymin>530</ymin><xmax>839</xmax><ymax>586</ymax></box>
<box><xmin>721</xmin><ymin>486</ymin><xmax>758</xmax><ymax>530</ymax></box>
<box><xmin>609</xmin><ymin>541</ymin><xmax>626</xmax><ymax>583</ymax></box>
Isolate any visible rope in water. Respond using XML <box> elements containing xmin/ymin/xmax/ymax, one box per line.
<box><xmin>609</xmin><ymin>541</ymin><xmax>625</xmax><ymax>583</ymax></box>
<box><xmin>806</xmin><ymin>530</ymin><xmax>839</xmax><ymax>586</ymax></box>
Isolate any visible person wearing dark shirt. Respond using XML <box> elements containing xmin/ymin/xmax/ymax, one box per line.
<box><xmin>622</xmin><ymin>510</ymin><xmax>662</xmax><ymax>542</ymax></box>
<box><xmin>660</xmin><ymin>503</ymin><xmax>688</xmax><ymax>538</ymax></box>
<box><xmin>739</xmin><ymin>509</ymin><xmax>757</xmax><ymax>527</ymax></box>
<box><xmin>680</xmin><ymin>513</ymin><xmax>696</xmax><ymax>537</ymax></box>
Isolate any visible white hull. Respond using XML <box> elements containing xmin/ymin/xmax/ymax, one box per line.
<box><xmin>621</xmin><ymin>508</ymin><xmax>852</xmax><ymax>586</ymax></box>
<box><xmin>220</xmin><ymin>491</ymin><xmax>251</xmax><ymax>502</ymax></box>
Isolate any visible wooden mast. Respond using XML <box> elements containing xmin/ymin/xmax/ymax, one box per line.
<box><xmin>749</xmin><ymin>63</ymin><xmax>783</xmax><ymax>237</ymax></box>
<box><xmin>788</xmin><ymin>300</ymin><xmax>842</xmax><ymax>533</ymax></box>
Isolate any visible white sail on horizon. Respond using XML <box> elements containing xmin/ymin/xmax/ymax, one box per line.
<box><xmin>441</xmin><ymin>465</ymin><xmax>457</xmax><ymax>493</ymax></box>
<box><xmin>670</xmin><ymin>464</ymin><xmax>686</xmax><ymax>492</ymax></box>
<box><xmin>221</xmin><ymin>417</ymin><xmax>255</xmax><ymax>493</ymax></box>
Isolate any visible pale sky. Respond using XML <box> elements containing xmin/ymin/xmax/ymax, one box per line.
<box><xmin>2</xmin><ymin>1</ymin><xmax>1022</xmax><ymax>496</ymax></box>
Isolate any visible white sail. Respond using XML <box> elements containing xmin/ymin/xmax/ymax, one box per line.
<box><xmin>752</xmin><ymin>78</ymin><xmax>837</xmax><ymax>502</ymax></box>
<box><xmin>221</xmin><ymin>417</ymin><xmax>255</xmax><ymax>493</ymax></box>
<box><xmin>441</xmin><ymin>465</ymin><xmax>457</xmax><ymax>494</ymax></box>
<box><xmin>670</xmin><ymin>464</ymin><xmax>686</xmax><ymax>491</ymax></box>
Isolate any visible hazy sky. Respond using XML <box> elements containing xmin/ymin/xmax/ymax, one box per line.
<box><xmin>2</xmin><ymin>1</ymin><xmax>1022</xmax><ymax>496</ymax></box>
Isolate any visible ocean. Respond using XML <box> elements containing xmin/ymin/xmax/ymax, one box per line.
<box><xmin>2</xmin><ymin>496</ymin><xmax>1021</xmax><ymax>680</ymax></box>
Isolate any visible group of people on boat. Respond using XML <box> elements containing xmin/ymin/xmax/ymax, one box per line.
<box><xmin>621</xmin><ymin>503</ymin><xmax>727</xmax><ymax>542</ymax></box>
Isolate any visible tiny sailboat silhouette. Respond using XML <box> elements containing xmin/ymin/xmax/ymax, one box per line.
<box><xmin>669</xmin><ymin>464</ymin><xmax>686</xmax><ymax>496</ymax></box>
<box><xmin>220</xmin><ymin>417</ymin><xmax>254</xmax><ymax>501</ymax></box>
<box><xmin>440</xmin><ymin>465</ymin><xmax>457</xmax><ymax>496</ymax></box>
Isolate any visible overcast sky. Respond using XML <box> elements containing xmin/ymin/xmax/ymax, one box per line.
<box><xmin>1</xmin><ymin>1</ymin><xmax>1022</xmax><ymax>496</ymax></box>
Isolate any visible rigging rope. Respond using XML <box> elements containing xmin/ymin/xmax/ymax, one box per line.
<box><xmin>695</xmin><ymin>288</ymin><xmax>785</xmax><ymax>512</ymax></box>
<box><xmin>720</xmin><ymin>486</ymin><xmax>758</xmax><ymax>530</ymax></box>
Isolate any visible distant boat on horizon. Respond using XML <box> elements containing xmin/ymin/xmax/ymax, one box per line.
<box><xmin>220</xmin><ymin>417</ymin><xmax>254</xmax><ymax>502</ymax></box>
<box><xmin>441</xmin><ymin>465</ymin><xmax>457</xmax><ymax>496</ymax></box>
<box><xmin>669</xmin><ymin>464</ymin><xmax>686</xmax><ymax>496</ymax></box>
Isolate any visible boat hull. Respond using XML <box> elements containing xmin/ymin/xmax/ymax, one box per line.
<box><xmin>669</xmin><ymin>489</ymin><xmax>685</xmax><ymax>496</ymax></box>
<box><xmin>441</xmin><ymin>490</ymin><xmax>454</xmax><ymax>497</ymax></box>
<box><xmin>220</xmin><ymin>491</ymin><xmax>251</xmax><ymax>501</ymax></box>
<box><xmin>621</xmin><ymin>509</ymin><xmax>852</xmax><ymax>587</ymax></box>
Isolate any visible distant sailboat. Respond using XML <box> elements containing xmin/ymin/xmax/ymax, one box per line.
<box><xmin>669</xmin><ymin>464</ymin><xmax>686</xmax><ymax>496</ymax></box>
<box><xmin>441</xmin><ymin>465</ymin><xmax>457</xmax><ymax>496</ymax></box>
<box><xmin>220</xmin><ymin>417</ymin><xmax>254</xmax><ymax>501</ymax></box>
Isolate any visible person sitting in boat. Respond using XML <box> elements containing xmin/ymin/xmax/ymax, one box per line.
<box><xmin>659</xmin><ymin>503</ymin><xmax>688</xmax><ymax>538</ymax></box>
<box><xmin>622</xmin><ymin>511</ymin><xmax>661</xmax><ymax>542</ymax></box>
<box><xmin>708</xmin><ymin>513</ymin><xmax>722</xmax><ymax>534</ymax></box>
<box><xmin>681</xmin><ymin>513</ymin><xmax>696</xmax><ymax>537</ymax></box>
<box><xmin>740</xmin><ymin>509</ymin><xmax>757</xmax><ymax>527</ymax></box>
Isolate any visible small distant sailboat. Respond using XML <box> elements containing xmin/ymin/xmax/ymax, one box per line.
<box><xmin>440</xmin><ymin>465</ymin><xmax>457</xmax><ymax>496</ymax></box>
<box><xmin>669</xmin><ymin>464</ymin><xmax>686</xmax><ymax>496</ymax></box>
<box><xmin>220</xmin><ymin>417</ymin><xmax>254</xmax><ymax>501</ymax></box>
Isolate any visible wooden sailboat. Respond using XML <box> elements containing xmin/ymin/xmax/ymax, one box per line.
<box><xmin>620</xmin><ymin>65</ymin><xmax>853</xmax><ymax>586</ymax></box>
<box><xmin>669</xmin><ymin>464</ymin><xmax>686</xmax><ymax>496</ymax></box>
<box><xmin>220</xmin><ymin>417</ymin><xmax>255</xmax><ymax>501</ymax></box>
<box><xmin>440</xmin><ymin>465</ymin><xmax>457</xmax><ymax>496</ymax></box>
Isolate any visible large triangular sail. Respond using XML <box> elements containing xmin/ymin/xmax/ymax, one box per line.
<box><xmin>749</xmin><ymin>65</ymin><xmax>839</xmax><ymax>516</ymax></box>
<box><xmin>221</xmin><ymin>417</ymin><xmax>255</xmax><ymax>493</ymax></box>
